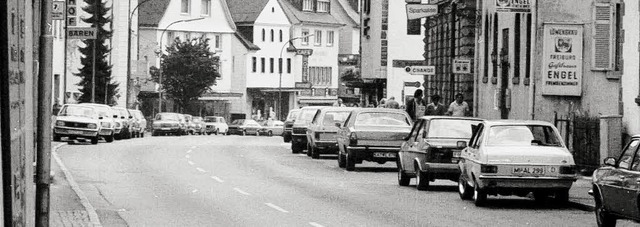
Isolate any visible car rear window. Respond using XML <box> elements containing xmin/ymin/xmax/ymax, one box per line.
<box><xmin>486</xmin><ymin>125</ymin><xmax>563</xmax><ymax>147</ymax></box>
<box><xmin>322</xmin><ymin>111</ymin><xmax>351</xmax><ymax>126</ymax></box>
<box><xmin>287</xmin><ymin>110</ymin><xmax>300</xmax><ymax>121</ymax></box>
<box><xmin>427</xmin><ymin>119</ymin><xmax>480</xmax><ymax>139</ymax></box>
<box><xmin>205</xmin><ymin>117</ymin><xmax>218</xmax><ymax>123</ymax></box>
<box><xmin>354</xmin><ymin>112</ymin><xmax>410</xmax><ymax>126</ymax></box>
<box><xmin>296</xmin><ymin>109</ymin><xmax>318</xmax><ymax>123</ymax></box>
<box><xmin>156</xmin><ymin>113</ymin><xmax>179</xmax><ymax>121</ymax></box>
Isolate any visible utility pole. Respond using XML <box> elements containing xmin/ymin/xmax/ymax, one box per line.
<box><xmin>91</xmin><ymin>0</ymin><xmax>98</xmax><ymax>103</ymax></box>
<box><xmin>36</xmin><ymin>0</ymin><xmax>54</xmax><ymax>225</ymax></box>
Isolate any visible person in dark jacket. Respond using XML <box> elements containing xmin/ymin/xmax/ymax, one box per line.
<box><xmin>405</xmin><ymin>89</ymin><xmax>427</xmax><ymax>122</ymax></box>
<box><xmin>426</xmin><ymin>94</ymin><xmax>446</xmax><ymax>116</ymax></box>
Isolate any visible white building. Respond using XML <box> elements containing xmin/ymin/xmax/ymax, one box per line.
<box><xmin>622</xmin><ymin>0</ymin><xmax>640</xmax><ymax>140</ymax></box>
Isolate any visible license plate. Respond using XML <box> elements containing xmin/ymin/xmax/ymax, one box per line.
<box><xmin>513</xmin><ymin>166</ymin><xmax>545</xmax><ymax>175</ymax></box>
<box><xmin>373</xmin><ymin>152</ymin><xmax>396</xmax><ymax>158</ymax></box>
<box><xmin>453</xmin><ymin>151</ymin><xmax>461</xmax><ymax>158</ymax></box>
<box><xmin>67</xmin><ymin>130</ymin><xmax>82</xmax><ymax>135</ymax></box>
<box><xmin>161</xmin><ymin>128</ymin><xmax>170</xmax><ymax>130</ymax></box>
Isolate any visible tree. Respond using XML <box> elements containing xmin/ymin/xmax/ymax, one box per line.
<box><xmin>75</xmin><ymin>0</ymin><xmax>118</xmax><ymax>104</ymax></box>
<box><xmin>150</xmin><ymin>37</ymin><xmax>220</xmax><ymax>111</ymax></box>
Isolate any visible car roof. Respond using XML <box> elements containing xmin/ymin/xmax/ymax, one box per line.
<box><xmin>351</xmin><ymin>108</ymin><xmax>408</xmax><ymax>114</ymax></box>
<box><xmin>79</xmin><ymin>103</ymin><xmax>110</xmax><ymax>108</ymax></box>
<box><xmin>418</xmin><ymin>116</ymin><xmax>483</xmax><ymax>121</ymax></box>
<box><xmin>320</xmin><ymin>107</ymin><xmax>357</xmax><ymax>112</ymax></box>
<box><xmin>300</xmin><ymin>106</ymin><xmax>326</xmax><ymax>111</ymax></box>
<box><xmin>481</xmin><ymin>119</ymin><xmax>555</xmax><ymax>127</ymax></box>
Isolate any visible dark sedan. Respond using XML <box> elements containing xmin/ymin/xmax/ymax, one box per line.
<box><xmin>227</xmin><ymin>119</ymin><xmax>262</xmax><ymax>136</ymax></box>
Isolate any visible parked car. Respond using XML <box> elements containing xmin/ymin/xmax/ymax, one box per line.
<box><xmin>283</xmin><ymin>109</ymin><xmax>301</xmax><ymax>142</ymax></box>
<box><xmin>77</xmin><ymin>103</ymin><xmax>116</xmax><ymax>142</ymax></box>
<box><xmin>228</xmin><ymin>119</ymin><xmax>262</xmax><ymax>136</ymax></box>
<box><xmin>397</xmin><ymin>116</ymin><xmax>482</xmax><ymax>190</ymax></box>
<box><xmin>112</xmin><ymin>107</ymin><xmax>134</xmax><ymax>139</ymax></box>
<box><xmin>177</xmin><ymin>114</ymin><xmax>188</xmax><ymax>135</ymax></box>
<box><xmin>184</xmin><ymin>114</ymin><xmax>196</xmax><ymax>135</ymax></box>
<box><xmin>151</xmin><ymin>112</ymin><xmax>183</xmax><ymax>136</ymax></box>
<box><xmin>53</xmin><ymin>104</ymin><xmax>103</xmax><ymax>144</ymax></box>
<box><xmin>129</xmin><ymin>109</ymin><xmax>146</xmax><ymax>138</ymax></box>
<box><xmin>203</xmin><ymin>116</ymin><xmax>228</xmax><ymax>135</ymax></box>
<box><xmin>306</xmin><ymin>107</ymin><xmax>355</xmax><ymax>159</ymax></box>
<box><xmin>291</xmin><ymin>107</ymin><xmax>325</xmax><ymax>153</ymax></box>
<box><xmin>590</xmin><ymin>135</ymin><xmax>640</xmax><ymax>226</ymax></box>
<box><xmin>259</xmin><ymin>120</ymin><xmax>285</xmax><ymax>136</ymax></box>
<box><xmin>192</xmin><ymin>116</ymin><xmax>206</xmax><ymax>135</ymax></box>
<box><xmin>336</xmin><ymin>108</ymin><xmax>413</xmax><ymax>171</ymax></box>
<box><xmin>458</xmin><ymin>120</ymin><xmax>578</xmax><ymax>207</ymax></box>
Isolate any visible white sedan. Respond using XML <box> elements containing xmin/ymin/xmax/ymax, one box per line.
<box><xmin>457</xmin><ymin>120</ymin><xmax>579</xmax><ymax>206</ymax></box>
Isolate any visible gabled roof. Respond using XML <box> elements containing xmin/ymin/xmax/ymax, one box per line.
<box><xmin>225</xmin><ymin>0</ymin><xmax>270</xmax><ymax>24</ymax></box>
<box><xmin>138</xmin><ymin>0</ymin><xmax>170</xmax><ymax>27</ymax></box>
<box><xmin>234</xmin><ymin>32</ymin><xmax>260</xmax><ymax>51</ymax></box>
<box><xmin>335</xmin><ymin>0</ymin><xmax>359</xmax><ymax>26</ymax></box>
<box><xmin>279</xmin><ymin>0</ymin><xmax>344</xmax><ymax>27</ymax></box>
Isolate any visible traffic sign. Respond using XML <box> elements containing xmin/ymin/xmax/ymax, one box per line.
<box><xmin>67</xmin><ymin>27</ymin><xmax>97</xmax><ymax>39</ymax></box>
<box><xmin>52</xmin><ymin>2</ymin><xmax>65</xmax><ymax>20</ymax></box>
<box><xmin>453</xmin><ymin>59</ymin><xmax>472</xmax><ymax>74</ymax></box>
<box><xmin>403</xmin><ymin>81</ymin><xmax>421</xmax><ymax>88</ymax></box>
<box><xmin>405</xmin><ymin>65</ymin><xmax>435</xmax><ymax>75</ymax></box>
<box><xmin>66</xmin><ymin>0</ymin><xmax>77</xmax><ymax>26</ymax></box>
<box><xmin>406</xmin><ymin>4</ymin><xmax>438</xmax><ymax>20</ymax></box>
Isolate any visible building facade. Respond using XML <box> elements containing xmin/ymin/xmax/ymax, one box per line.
<box><xmin>332</xmin><ymin>0</ymin><xmax>361</xmax><ymax>106</ymax></box>
<box><xmin>621</xmin><ymin>0</ymin><xmax>640</xmax><ymax>140</ymax></box>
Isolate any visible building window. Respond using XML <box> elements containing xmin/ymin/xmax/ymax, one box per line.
<box><xmin>302</xmin><ymin>0</ymin><xmax>313</xmax><ymax>11</ymax></box>
<box><xmin>261</xmin><ymin>57</ymin><xmax>265</xmax><ymax>73</ymax></box>
<box><xmin>407</xmin><ymin>19</ymin><xmax>421</xmax><ymax>35</ymax></box>
<box><xmin>309</xmin><ymin>67</ymin><xmax>332</xmax><ymax>86</ymax></box>
<box><xmin>262</xmin><ymin>29</ymin><xmax>265</xmax><ymax>42</ymax></box>
<box><xmin>278</xmin><ymin>58</ymin><xmax>283</xmax><ymax>73</ymax></box>
<box><xmin>279</xmin><ymin>30</ymin><xmax>283</xmax><ymax>42</ymax></box>
<box><xmin>317</xmin><ymin>0</ymin><xmax>330</xmax><ymax>13</ymax></box>
<box><xmin>214</xmin><ymin>34</ymin><xmax>221</xmax><ymax>49</ymax></box>
<box><xmin>181</xmin><ymin>0</ymin><xmax>190</xmax><ymax>14</ymax></box>
<box><xmin>326</xmin><ymin>31</ymin><xmax>334</xmax><ymax>46</ymax></box>
<box><xmin>252</xmin><ymin>57</ymin><xmax>257</xmax><ymax>72</ymax></box>
<box><xmin>592</xmin><ymin>2</ymin><xmax>624</xmax><ymax>72</ymax></box>
<box><xmin>270</xmin><ymin>58</ymin><xmax>274</xmax><ymax>73</ymax></box>
<box><xmin>314</xmin><ymin>30</ymin><xmax>322</xmax><ymax>46</ymax></box>
<box><xmin>270</xmin><ymin>29</ymin><xmax>274</xmax><ymax>42</ymax></box>
<box><xmin>287</xmin><ymin>58</ymin><xmax>291</xmax><ymax>73</ymax></box>
<box><xmin>201</xmin><ymin>0</ymin><xmax>211</xmax><ymax>16</ymax></box>
<box><xmin>301</xmin><ymin>29</ymin><xmax>309</xmax><ymax>45</ymax></box>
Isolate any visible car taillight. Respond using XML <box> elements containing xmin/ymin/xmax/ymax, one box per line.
<box><xmin>87</xmin><ymin>123</ymin><xmax>97</xmax><ymax>129</ymax></box>
<box><xmin>349</xmin><ymin>132</ymin><xmax>357</xmax><ymax>146</ymax></box>
<box><xmin>480</xmin><ymin>165</ymin><xmax>498</xmax><ymax>173</ymax></box>
<box><xmin>56</xmin><ymin>121</ymin><xmax>65</xmax><ymax>126</ymax></box>
<box><xmin>559</xmin><ymin>166</ymin><xmax>576</xmax><ymax>174</ymax></box>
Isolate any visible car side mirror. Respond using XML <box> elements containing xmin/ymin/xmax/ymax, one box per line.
<box><xmin>129</xmin><ymin>116</ymin><xmax>133</xmax><ymax>119</ymax></box>
<box><xmin>335</xmin><ymin>122</ymin><xmax>342</xmax><ymax>128</ymax></box>
<box><xmin>457</xmin><ymin>141</ymin><xmax>467</xmax><ymax>149</ymax></box>
<box><xmin>98</xmin><ymin>116</ymin><xmax>103</xmax><ymax>120</ymax></box>
<box><xmin>603</xmin><ymin>157</ymin><xmax>617</xmax><ymax>167</ymax></box>
<box><xmin>113</xmin><ymin>115</ymin><xmax>118</xmax><ymax>118</ymax></box>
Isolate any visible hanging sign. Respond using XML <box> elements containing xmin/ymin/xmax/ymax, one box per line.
<box><xmin>495</xmin><ymin>0</ymin><xmax>532</xmax><ymax>13</ymax></box>
<box><xmin>52</xmin><ymin>2</ymin><xmax>66</xmax><ymax>20</ymax></box>
<box><xmin>541</xmin><ymin>24</ymin><xmax>583</xmax><ymax>96</ymax></box>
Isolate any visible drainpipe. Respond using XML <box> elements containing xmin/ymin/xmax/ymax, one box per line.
<box><xmin>528</xmin><ymin>0</ymin><xmax>538</xmax><ymax>120</ymax></box>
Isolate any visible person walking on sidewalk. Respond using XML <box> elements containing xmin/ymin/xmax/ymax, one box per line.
<box><xmin>406</xmin><ymin>89</ymin><xmax>427</xmax><ymax>122</ymax></box>
<box><xmin>426</xmin><ymin>94</ymin><xmax>445</xmax><ymax>116</ymax></box>
<box><xmin>447</xmin><ymin>93</ymin><xmax>470</xmax><ymax>117</ymax></box>
<box><xmin>385</xmin><ymin>96</ymin><xmax>400</xmax><ymax>109</ymax></box>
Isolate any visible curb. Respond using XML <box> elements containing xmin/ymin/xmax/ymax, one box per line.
<box><xmin>567</xmin><ymin>200</ymin><xmax>595</xmax><ymax>212</ymax></box>
<box><xmin>52</xmin><ymin>143</ymin><xmax>103</xmax><ymax>227</ymax></box>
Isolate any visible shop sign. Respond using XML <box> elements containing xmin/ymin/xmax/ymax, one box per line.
<box><xmin>495</xmin><ymin>0</ymin><xmax>531</xmax><ymax>13</ymax></box>
<box><xmin>52</xmin><ymin>2</ymin><xmax>65</xmax><ymax>20</ymax></box>
<box><xmin>541</xmin><ymin>24</ymin><xmax>583</xmax><ymax>96</ymax></box>
<box><xmin>67</xmin><ymin>27</ymin><xmax>97</xmax><ymax>39</ymax></box>
<box><xmin>453</xmin><ymin>59</ymin><xmax>471</xmax><ymax>74</ymax></box>
<box><xmin>295</xmin><ymin>82</ymin><xmax>311</xmax><ymax>89</ymax></box>
<box><xmin>405</xmin><ymin>65</ymin><xmax>435</xmax><ymax>75</ymax></box>
<box><xmin>299</xmin><ymin>89</ymin><xmax>312</xmax><ymax>96</ymax></box>
<box><xmin>403</xmin><ymin>81</ymin><xmax>421</xmax><ymax>87</ymax></box>
<box><xmin>295</xmin><ymin>49</ymin><xmax>313</xmax><ymax>56</ymax></box>
<box><xmin>406</xmin><ymin>4</ymin><xmax>438</xmax><ymax>20</ymax></box>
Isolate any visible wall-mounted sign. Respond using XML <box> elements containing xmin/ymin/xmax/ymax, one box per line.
<box><xmin>67</xmin><ymin>27</ymin><xmax>97</xmax><ymax>39</ymax></box>
<box><xmin>405</xmin><ymin>65</ymin><xmax>435</xmax><ymax>75</ymax></box>
<box><xmin>453</xmin><ymin>59</ymin><xmax>471</xmax><ymax>74</ymax></box>
<box><xmin>406</xmin><ymin>4</ymin><xmax>438</xmax><ymax>20</ymax></box>
<box><xmin>541</xmin><ymin>24</ymin><xmax>583</xmax><ymax>96</ymax></box>
<box><xmin>295</xmin><ymin>49</ymin><xmax>313</xmax><ymax>56</ymax></box>
<box><xmin>295</xmin><ymin>82</ymin><xmax>312</xmax><ymax>89</ymax></box>
<box><xmin>403</xmin><ymin>81</ymin><xmax>421</xmax><ymax>87</ymax></box>
<box><xmin>66</xmin><ymin>0</ymin><xmax>77</xmax><ymax>26</ymax></box>
<box><xmin>52</xmin><ymin>2</ymin><xmax>65</xmax><ymax>20</ymax></box>
<box><xmin>495</xmin><ymin>0</ymin><xmax>531</xmax><ymax>13</ymax></box>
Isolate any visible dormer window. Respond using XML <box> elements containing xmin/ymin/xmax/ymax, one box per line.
<box><xmin>181</xmin><ymin>0</ymin><xmax>190</xmax><ymax>14</ymax></box>
<box><xmin>302</xmin><ymin>0</ymin><xmax>313</xmax><ymax>11</ymax></box>
<box><xmin>317</xmin><ymin>0</ymin><xmax>329</xmax><ymax>13</ymax></box>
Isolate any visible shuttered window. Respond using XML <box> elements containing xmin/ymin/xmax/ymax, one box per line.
<box><xmin>592</xmin><ymin>3</ymin><xmax>615</xmax><ymax>70</ymax></box>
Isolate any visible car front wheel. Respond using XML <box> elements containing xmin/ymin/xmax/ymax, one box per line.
<box><xmin>53</xmin><ymin>133</ymin><xmax>61</xmax><ymax>142</ymax></box>
<box><xmin>338</xmin><ymin>150</ymin><xmax>347</xmax><ymax>168</ymax></box>
<box><xmin>105</xmin><ymin>134</ymin><xmax>114</xmax><ymax>143</ymax></box>
<box><xmin>397</xmin><ymin>165</ymin><xmax>410</xmax><ymax>186</ymax></box>
<box><xmin>473</xmin><ymin>181</ymin><xmax>487</xmax><ymax>207</ymax></box>
<box><xmin>458</xmin><ymin>176</ymin><xmax>473</xmax><ymax>200</ymax></box>
<box><xmin>595</xmin><ymin>195</ymin><xmax>617</xmax><ymax>227</ymax></box>
<box><xmin>90</xmin><ymin>137</ymin><xmax>99</xmax><ymax>145</ymax></box>
<box><xmin>416</xmin><ymin>166</ymin><xmax>429</xmax><ymax>191</ymax></box>
<box><xmin>345</xmin><ymin>150</ymin><xmax>356</xmax><ymax>171</ymax></box>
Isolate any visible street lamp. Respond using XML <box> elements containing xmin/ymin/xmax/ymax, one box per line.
<box><xmin>156</xmin><ymin>17</ymin><xmax>205</xmax><ymax>112</ymax></box>
<box><xmin>278</xmin><ymin>34</ymin><xmax>314</xmax><ymax>119</ymax></box>
<box><xmin>126</xmin><ymin>0</ymin><xmax>156</xmax><ymax>108</ymax></box>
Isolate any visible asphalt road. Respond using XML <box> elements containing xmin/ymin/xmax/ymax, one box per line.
<box><xmin>55</xmin><ymin>135</ymin><xmax>617</xmax><ymax>226</ymax></box>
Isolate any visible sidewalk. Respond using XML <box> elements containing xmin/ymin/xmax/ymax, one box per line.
<box><xmin>568</xmin><ymin>176</ymin><xmax>595</xmax><ymax>211</ymax></box>
<box><xmin>50</xmin><ymin>142</ymin><xmax>102</xmax><ymax>227</ymax></box>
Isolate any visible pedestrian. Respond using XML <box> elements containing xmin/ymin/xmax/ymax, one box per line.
<box><xmin>385</xmin><ymin>96</ymin><xmax>400</xmax><ymax>109</ymax></box>
<box><xmin>378</xmin><ymin>98</ymin><xmax>387</xmax><ymax>108</ymax></box>
<box><xmin>406</xmin><ymin>89</ymin><xmax>427</xmax><ymax>122</ymax></box>
<box><xmin>426</xmin><ymin>94</ymin><xmax>445</xmax><ymax>116</ymax></box>
<box><xmin>447</xmin><ymin>93</ymin><xmax>470</xmax><ymax>117</ymax></box>
<box><xmin>333</xmin><ymin>98</ymin><xmax>346</xmax><ymax>107</ymax></box>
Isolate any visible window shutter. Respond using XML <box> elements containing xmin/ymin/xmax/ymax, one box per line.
<box><xmin>592</xmin><ymin>2</ymin><xmax>615</xmax><ymax>70</ymax></box>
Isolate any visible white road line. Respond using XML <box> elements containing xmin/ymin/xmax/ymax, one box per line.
<box><xmin>309</xmin><ymin>222</ymin><xmax>325</xmax><ymax>227</ymax></box>
<box><xmin>210</xmin><ymin>176</ymin><xmax>224</xmax><ymax>183</ymax></box>
<box><xmin>185</xmin><ymin>154</ymin><xmax>191</xmax><ymax>159</ymax></box>
<box><xmin>192</xmin><ymin>189</ymin><xmax>198</xmax><ymax>193</ymax></box>
<box><xmin>233</xmin><ymin>188</ymin><xmax>251</xmax><ymax>196</ymax></box>
<box><xmin>186</xmin><ymin>150</ymin><xmax>192</xmax><ymax>153</ymax></box>
<box><xmin>191</xmin><ymin>146</ymin><xmax>196</xmax><ymax>149</ymax></box>
<box><xmin>196</xmin><ymin>167</ymin><xmax>206</xmax><ymax>173</ymax></box>
<box><xmin>265</xmin><ymin>203</ymin><xmax>289</xmax><ymax>213</ymax></box>
<box><xmin>188</xmin><ymin>161</ymin><xmax>195</xmax><ymax>165</ymax></box>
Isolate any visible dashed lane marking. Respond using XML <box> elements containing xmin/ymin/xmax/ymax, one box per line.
<box><xmin>265</xmin><ymin>203</ymin><xmax>289</xmax><ymax>213</ymax></box>
<box><xmin>196</xmin><ymin>167</ymin><xmax>206</xmax><ymax>173</ymax></box>
<box><xmin>185</xmin><ymin>154</ymin><xmax>191</xmax><ymax>159</ymax></box>
<box><xmin>210</xmin><ymin>176</ymin><xmax>224</xmax><ymax>183</ymax></box>
<box><xmin>191</xmin><ymin>146</ymin><xmax>196</xmax><ymax>149</ymax></box>
<box><xmin>233</xmin><ymin>188</ymin><xmax>251</xmax><ymax>196</ymax></box>
<box><xmin>192</xmin><ymin>189</ymin><xmax>198</xmax><ymax>193</ymax></box>
<box><xmin>309</xmin><ymin>222</ymin><xmax>325</xmax><ymax>227</ymax></box>
<box><xmin>186</xmin><ymin>150</ymin><xmax>192</xmax><ymax>154</ymax></box>
<box><xmin>188</xmin><ymin>161</ymin><xmax>195</xmax><ymax>166</ymax></box>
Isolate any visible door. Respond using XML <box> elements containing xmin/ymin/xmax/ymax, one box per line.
<box><xmin>620</xmin><ymin>144</ymin><xmax>640</xmax><ymax>218</ymax></box>
<box><xmin>500</xmin><ymin>28</ymin><xmax>510</xmax><ymax>119</ymax></box>
<box><xmin>401</xmin><ymin>120</ymin><xmax>424</xmax><ymax>173</ymax></box>
<box><xmin>601</xmin><ymin>139</ymin><xmax>640</xmax><ymax>215</ymax></box>
<box><xmin>462</xmin><ymin>124</ymin><xmax>484</xmax><ymax>180</ymax></box>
